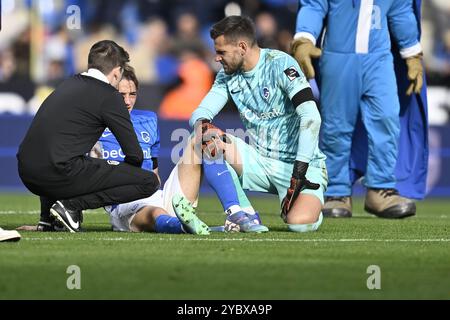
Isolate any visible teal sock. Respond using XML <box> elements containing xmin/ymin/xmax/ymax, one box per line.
<box><xmin>226</xmin><ymin>162</ymin><xmax>252</xmax><ymax>209</ymax></box>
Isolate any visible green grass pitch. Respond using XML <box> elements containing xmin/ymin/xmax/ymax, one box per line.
<box><xmin>0</xmin><ymin>193</ymin><xmax>449</xmax><ymax>300</ymax></box>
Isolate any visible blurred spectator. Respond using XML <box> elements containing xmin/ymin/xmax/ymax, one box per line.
<box><xmin>278</xmin><ymin>29</ymin><xmax>294</xmax><ymax>53</ymax></box>
<box><xmin>44</xmin><ymin>26</ymin><xmax>73</xmax><ymax>86</ymax></box>
<box><xmin>422</xmin><ymin>0</ymin><xmax>450</xmax><ymax>84</ymax></box>
<box><xmin>172</xmin><ymin>12</ymin><xmax>209</xmax><ymax>58</ymax></box>
<box><xmin>12</xmin><ymin>30</ymin><xmax>32</xmax><ymax>78</ymax></box>
<box><xmin>0</xmin><ymin>49</ymin><xmax>15</xmax><ymax>81</ymax></box>
<box><xmin>46</xmin><ymin>60</ymin><xmax>66</xmax><ymax>88</ymax></box>
<box><xmin>73</xmin><ymin>23</ymin><xmax>117</xmax><ymax>73</ymax></box>
<box><xmin>255</xmin><ymin>12</ymin><xmax>278</xmax><ymax>49</ymax></box>
<box><xmin>420</xmin><ymin>0</ymin><xmax>450</xmax><ymax>126</ymax></box>
<box><xmin>130</xmin><ymin>17</ymin><xmax>173</xmax><ymax>84</ymax></box>
<box><xmin>0</xmin><ymin>48</ymin><xmax>35</xmax><ymax>102</ymax></box>
<box><xmin>0</xmin><ymin>1</ymin><xmax>29</xmax><ymax>52</ymax></box>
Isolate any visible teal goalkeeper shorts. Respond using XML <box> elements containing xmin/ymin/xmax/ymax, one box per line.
<box><xmin>229</xmin><ymin>135</ymin><xmax>328</xmax><ymax>204</ymax></box>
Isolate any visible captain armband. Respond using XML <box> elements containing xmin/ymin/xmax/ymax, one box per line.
<box><xmin>291</xmin><ymin>87</ymin><xmax>315</xmax><ymax>109</ymax></box>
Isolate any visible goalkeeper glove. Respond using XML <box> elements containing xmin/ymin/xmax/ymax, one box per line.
<box><xmin>406</xmin><ymin>54</ymin><xmax>423</xmax><ymax>96</ymax></box>
<box><xmin>195</xmin><ymin>119</ymin><xmax>230</xmax><ymax>158</ymax></box>
<box><xmin>291</xmin><ymin>38</ymin><xmax>322</xmax><ymax>79</ymax></box>
<box><xmin>281</xmin><ymin>160</ymin><xmax>320</xmax><ymax>222</ymax></box>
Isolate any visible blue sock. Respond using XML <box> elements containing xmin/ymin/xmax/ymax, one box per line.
<box><xmin>155</xmin><ymin>214</ymin><xmax>184</xmax><ymax>234</ymax></box>
<box><xmin>203</xmin><ymin>158</ymin><xmax>240</xmax><ymax>211</ymax></box>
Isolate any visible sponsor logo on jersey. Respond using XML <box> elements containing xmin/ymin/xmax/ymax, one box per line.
<box><xmin>102</xmin><ymin>147</ymin><xmax>152</xmax><ymax>160</ymax></box>
<box><xmin>242</xmin><ymin>107</ymin><xmax>284</xmax><ymax>121</ymax></box>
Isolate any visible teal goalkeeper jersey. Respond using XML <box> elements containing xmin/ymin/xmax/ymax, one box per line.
<box><xmin>191</xmin><ymin>48</ymin><xmax>325</xmax><ymax>164</ymax></box>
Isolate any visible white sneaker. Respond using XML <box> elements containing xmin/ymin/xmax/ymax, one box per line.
<box><xmin>0</xmin><ymin>227</ymin><xmax>21</xmax><ymax>242</ymax></box>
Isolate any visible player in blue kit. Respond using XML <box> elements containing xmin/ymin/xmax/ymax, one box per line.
<box><xmin>191</xmin><ymin>16</ymin><xmax>328</xmax><ymax>232</ymax></box>
<box><xmin>94</xmin><ymin>66</ymin><xmax>209</xmax><ymax>234</ymax></box>
<box><xmin>292</xmin><ymin>0</ymin><xmax>423</xmax><ymax>218</ymax></box>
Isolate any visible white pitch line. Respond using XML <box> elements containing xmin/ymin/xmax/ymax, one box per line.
<box><xmin>22</xmin><ymin>237</ymin><xmax>450</xmax><ymax>243</ymax></box>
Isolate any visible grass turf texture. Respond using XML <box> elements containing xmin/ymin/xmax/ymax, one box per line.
<box><xmin>0</xmin><ymin>193</ymin><xmax>449</xmax><ymax>299</ymax></box>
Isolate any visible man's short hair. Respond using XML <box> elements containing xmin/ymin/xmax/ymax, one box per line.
<box><xmin>88</xmin><ymin>40</ymin><xmax>130</xmax><ymax>75</ymax></box>
<box><xmin>121</xmin><ymin>65</ymin><xmax>139</xmax><ymax>90</ymax></box>
<box><xmin>210</xmin><ymin>16</ymin><xmax>257</xmax><ymax>46</ymax></box>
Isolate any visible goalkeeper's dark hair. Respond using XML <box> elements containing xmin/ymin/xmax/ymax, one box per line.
<box><xmin>210</xmin><ymin>16</ymin><xmax>257</xmax><ymax>46</ymax></box>
<box><xmin>88</xmin><ymin>40</ymin><xmax>130</xmax><ymax>75</ymax></box>
<box><xmin>122</xmin><ymin>65</ymin><xmax>139</xmax><ymax>90</ymax></box>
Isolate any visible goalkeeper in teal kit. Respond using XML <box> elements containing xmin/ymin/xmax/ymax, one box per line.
<box><xmin>191</xmin><ymin>16</ymin><xmax>328</xmax><ymax>232</ymax></box>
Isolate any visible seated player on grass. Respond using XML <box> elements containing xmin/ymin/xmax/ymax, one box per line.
<box><xmin>191</xmin><ymin>16</ymin><xmax>328</xmax><ymax>232</ymax></box>
<box><xmin>95</xmin><ymin>65</ymin><xmax>267</xmax><ymax>234</ymax></box>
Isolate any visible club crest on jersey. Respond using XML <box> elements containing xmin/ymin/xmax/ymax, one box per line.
<box><xmin>284</xmin><ymin>66</ymin><xmax>300</xmax><ymax>81</ymax></box>
<box><xmin>261</xmin><ymin>87</ymin><xmax>270</xmax><ymax>100</ymax></box>
<box><xmin>141</xmin><ymin>131</ymin><xmax>151</xmax><ymax>143</ymax></box>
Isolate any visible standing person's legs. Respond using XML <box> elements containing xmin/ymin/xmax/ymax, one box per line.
<box><xmin>361</xmin><ymin>52</ymin><xmax>399</xmax><ymax>191</ymax></box>
<box><xmin>361</xmin><ymin>52</ymin><xmax>415</xmax><ymax>218</ymax></box>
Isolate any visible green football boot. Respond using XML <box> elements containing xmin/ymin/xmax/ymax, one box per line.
<box><xmin>172</xmin><ymin>194</ymin><xmax>210</xmax><ymax>235</ymax></box>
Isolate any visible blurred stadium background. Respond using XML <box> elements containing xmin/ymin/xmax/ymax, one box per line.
<box><xmin>0</xmin><ymin>0</ymin><xmax>449</xmax><ymax>196</ymax></box>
